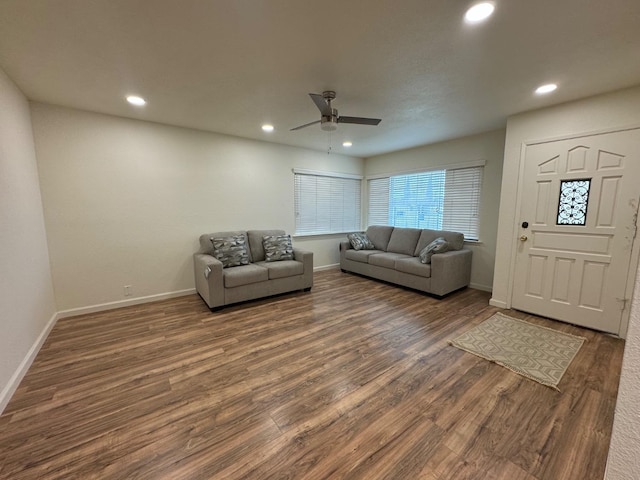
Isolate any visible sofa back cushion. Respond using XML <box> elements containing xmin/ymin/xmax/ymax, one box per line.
<box><xmin>414</xmin><ymin>229</ymin><xmax>464</xmax><ymax>256</ymax></box>
<box><xmin>386</xmin><ymin>228</ymin><xmax>422</xmax><ymax>255</ymax></box>
<box><xmin>365</xmin><ymin>225</ymin><xmax>395</xmax><ymax>251</ymax></box>
<box><xmin>247</xmin><ymin>229</ymin><xmax>286</xmax><ymax>262</ymax></box>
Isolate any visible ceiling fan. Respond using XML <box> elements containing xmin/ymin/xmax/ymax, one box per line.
<box><xmin>290</xmin><ymin>91</ymin><xmax>382</xmax><ymax>132</ymax></box>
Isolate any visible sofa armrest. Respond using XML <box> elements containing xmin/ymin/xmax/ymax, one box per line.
<box><xmin>193</xmin><ymin>253</ymin><xmax>224</xmax><ymax>308</ymax></box>
<box><xmin>429</xmin><ymin>248</ymin><xmax>473</xmax><ymax>296</ymax></box>
<box><xmin>339</xmin><ymin>240</ymin><xmax>352</xmax><ymax>252</ymax></box>
<box><xmin>293</xmin><ymin>248</ymin><xmax>314</xmax><ymax>289</ymax></box>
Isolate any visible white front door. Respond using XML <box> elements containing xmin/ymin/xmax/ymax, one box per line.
<box><xmin>512</xmin><ymin>129</ymin><xmax>640</xmax><ymax>335</ymax></box>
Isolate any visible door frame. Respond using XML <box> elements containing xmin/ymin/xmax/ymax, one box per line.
<box><xmin>506</xmin><ymin>124</ymin><xmax>640</xmax><ymax>338</ymax></box>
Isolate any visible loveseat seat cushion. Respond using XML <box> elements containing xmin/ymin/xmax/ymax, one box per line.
<box><xmin>369</xmin><ymin>252</ymin><xmax>412</xmax><ymax>268</ymax></box>
<box><xmin>255</xmin><ymin>260</ymin><xmax>304</xmax><ymax>279</ymax></box>
<box><xmin>223</xmin><ymin>264</ymin><xmax>269</xmax><ymax>288</ymax></box>
<box><xmin>395</xmin><ymin>257</ymin><xmax>432</xmax><ymax>278</ymax></box>
<box><xmin>345</xmin><ymin>249</ymin><xmax>383</xmax><ymax>263</ymax></box>
<box><xmin>414</xmin><ymin>229</ymin><xmax>464</xmax><ymax>256</ymax></box>
<box><xmin>365</xmin><ymin>226</ymin><xmax>395</xmax><ymax>251</ymax></box>
<box><xmin>247</xmin><ymin>229</ymin><xmax>286</xmax><ymax>262</ymax></box>
<box><xmin>386</xmin><ymin>228</ymin><xmax>422</xmax><ymax>255</ymax></box>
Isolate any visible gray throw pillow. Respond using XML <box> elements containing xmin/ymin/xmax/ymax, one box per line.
<box><xmin>419</xmin><ymin>237</ymin><xmax>449</xmax><ymax>264</ymax></box>
<box><xmin>263</xmin><ymin>234</ymin><xmax>294</xmax><ymax>262</ymax></box>
<box><xmin>211</xmin><ymin>235</ymin><xmax>250</xmax><ymax>268</ymax></box>
<box><xmin>347</xmin><ymin>232</ymin><xmax>375</xmax><ymax>251</ymax></box>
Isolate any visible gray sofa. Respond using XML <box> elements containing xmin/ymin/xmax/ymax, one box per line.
<box><xmin>340</xmin><ymin>225</ymin><xmax>472</xmax><ymax>297</ymax></box>
<box><xmin>194</xmin><ymin>229</ymin><xmax>313</xmax><ymax>310</ymax></box>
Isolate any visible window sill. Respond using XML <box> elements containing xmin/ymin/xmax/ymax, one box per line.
<box><xmin>293</xmin><ymin>232</ymin><xmax>353</xmax><ymax>239</ymax></box>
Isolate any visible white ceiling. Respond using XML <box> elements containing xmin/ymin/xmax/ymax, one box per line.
<box><xmin>1</xmin><ymin>1</ymin><xmax>639</xmax><ymax>157</ymax></box>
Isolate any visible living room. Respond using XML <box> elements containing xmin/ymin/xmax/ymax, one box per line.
<box><xmin>2</xmin><ymin>1</ymin><xmax>640</xmax><ymax>478</ymax></box>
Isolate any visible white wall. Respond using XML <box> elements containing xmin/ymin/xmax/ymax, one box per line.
<box><xmin>605</xmin><ymin>264</ymin><xmax>640</xmax><ymax>479</ymax></box>
<box><xmin>30</xmin><ymin>103</ymin><xmax>363</xmax><ymax>312</ymax></box>
<box><xmin>365</xmin><ymin>129</ymin><xmax>505</xmax><ymax>292</ymax></box>
<box><xmin>491</xmin><ymin>85</ymin><xmax>640</xmax><ymax>308</ymax></box>
<box><xmin>0</xmin><ymin>69</ymin><xmax>57</xmax><ymax>411</ymax></box>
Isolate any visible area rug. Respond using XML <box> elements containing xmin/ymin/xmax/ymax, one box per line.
<box><xmin>449</xmin><ymin>312</ymin><xmax>586</xmax><ymax>390</ymax></box>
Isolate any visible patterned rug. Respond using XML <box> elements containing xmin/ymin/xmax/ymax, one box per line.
<box><xmin>449</xmin><ymin>312</ymin><xmax>586</xmax><ymax>390</ymax></box>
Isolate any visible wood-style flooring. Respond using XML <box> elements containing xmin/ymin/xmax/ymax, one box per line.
<box><xmin>0</xmin><ymin>269</ymin><xmax>625</xmax><ymax>479</ymax></box>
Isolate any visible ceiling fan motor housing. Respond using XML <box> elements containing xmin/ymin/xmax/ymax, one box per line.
<box><xmin>321</xmin><ymin>108</ymin><xmax>339</xmax><ymax>131</ymax></box>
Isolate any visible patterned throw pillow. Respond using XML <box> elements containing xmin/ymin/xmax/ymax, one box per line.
<box><xmin>347</xmin><ymin>232</ymin><xmax>375</xmax><ymax>251</ymax></box>
<box><xmin>418</xmin><ymin>237</ymin><xmax>450</xmax><ymax>264</ymax></box>
<box><xmin>263</xmin><ymin>234</ymin><xmax>294</xmax><ymax>262</ymax></box>
<box><xmin>210</xmin><ymin>235</ymin><xmax>250</xmax><ymax>268</ymax></box>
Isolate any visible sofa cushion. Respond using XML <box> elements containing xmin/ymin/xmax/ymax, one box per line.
<box><xmin>387</xmin><ymin>228</ymin><xmax>422</xmax><ymax>255</ymax></box>
<box><xmin>395</xmin><ymin>257</ymin><xmax>432</xmax><ymax>278</ymax></box>
<box><xmin>256</xmin><ymin>260</ymin><xmax>304</xmax><ymax>279</ymax></box>
<box><xmin>247</xmin><ymin>229</ymin><xmax>286</xmax><ymax>262</ymax></box>
<box><xmin>223</xmin><ymin>264</ymin><xmax>269</xmax><ymax>287</ymax></box>
<box><xmin>365</xmin><ymin>226</ymin><xmax>395</xmax><ymax>251</ymax></box>
<box><xmin>345</xmin><ymin>249</ymin><xmax>383</xmax><ymax>263</ymax></box>
<box><xmin>369</xmin><ymin>252</ymin><xmax>411</xmax><ymax>268</ymax></box>
<box><xmin>211</xmin><ymin>235</ymin><xmax>250</xmax><ymax>268</ymax></box>
<box><xmin>419</xmin><ymin>237</ymin><xmax>450</xmax><ymax>264</ymax></box>
<box><xmin>263</xmin><ymin>234</ymin><xmax>294</xmax><ymax>262</ymax></box>
<box><xmin>414</xmin><ymin>229</ymin><xmax>464</xmax><ymax>256</ymax></box>
<box><xmin>200</xmin><ymin>230</ymin><xmax>246</xmax><ymax>255</ymax></box>
<box><xmin>347</xmin><ymin>232</ymin><xmax>375</xmax><ymax>251</ymax></box>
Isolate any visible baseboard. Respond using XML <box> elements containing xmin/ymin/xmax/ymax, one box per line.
<box><xmin>57</xmin><ymin>288</ymin><xmax>197</xmax><ymax>319</ymax></box>
<box><xmin>489</xmin><ymin>298</ymin><xmax>508</xmax><ymax>309</ymax></box>
<box><xmin>0</xmin><ymin>311</ymin><xmax>59</xmax><ymax>414</ymax></box>
<box><xmin>469</xmin><ymin>282</ymin><xmax>492</xmax><ymax>292</ymax></box>
<box><xmin>313</xmin><ymin>263</ymin><xmax>340</xmax><ymax>272</ymax></box>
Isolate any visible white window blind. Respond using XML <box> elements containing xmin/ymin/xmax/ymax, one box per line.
<box><xmin>367</xmin><ymin>166</ymin><xmax>483</xmax><ymax>240</ymax></box>
<box><xmin>294</xmin><ymin>171</ymin><xmax>361</xmax><ymax>235</ymax></box>
<box><xmin>367</xmin><ymin>177</ymin><xmax>389</xmax><ymax>226</ymax></box>
<box><xmin>442</xmin><ymin>167</ymin><xmax>483</xmax><ymax>239</ymax></box>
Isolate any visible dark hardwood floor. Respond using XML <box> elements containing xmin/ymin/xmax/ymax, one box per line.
<box><xmin>0</xmin><ymin>269</ymin><xmax>624</xmax><ymax>479</ymax></box>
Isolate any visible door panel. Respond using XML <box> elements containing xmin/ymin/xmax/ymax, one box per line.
<box><xmin>512</xmin><ymin>129</ymin><xmax>640</xmax><ymax>334</ymax></box>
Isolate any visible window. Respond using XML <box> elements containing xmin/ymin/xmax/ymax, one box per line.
<box><xmin>368</xmin><ymin>165</ymin><xmax>483</xmax><ymax>240</ymax></box>
<box><xmin>294</xmin><ymin>169</ymin><xmax>362</xmax><ymax>235</ymax></box>
<box><xmin>557</xmin><ymin>178</ymin><xmax>590</xmax><ymax>225</ymax></box>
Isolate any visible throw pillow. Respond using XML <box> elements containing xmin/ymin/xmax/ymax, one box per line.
<box><xmin>347</xmin><ymin>232</ymin><xmax>375</xmax><ymax>251</ymax></box>
<box><xmin>419</xmin><ymin>237</ymin><xmax>450</xmax><ymax>264</ymax></box>
<box><xmin>210</xmin><ymin>235</ymin><xmax>250</xmax><ymax>268</ymax></box>
<box><xmin>263</xmin><ymin>234</ymin><xmax>294</xmax><ymax>262</ymax></box>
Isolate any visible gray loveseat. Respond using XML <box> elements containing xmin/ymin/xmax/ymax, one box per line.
<box><xmin>340</xmin><ymin>225</ymin><xmax>472</xmax><ymax>297</ymax></box>
<box><xmin>194</xmin><ymin>229</ymin><xmax>313</xmax><ymax>310</ymax></box>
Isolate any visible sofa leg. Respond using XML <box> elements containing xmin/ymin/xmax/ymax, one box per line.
<box><xmin>210</xmin><ymin>306</ymin><xmax>224</xmax><ymax>312</ymax></box>
<box><xmin>304</xmin><ymin>287</ymin><xmax>312</xmax><ymax>292</ymax></box>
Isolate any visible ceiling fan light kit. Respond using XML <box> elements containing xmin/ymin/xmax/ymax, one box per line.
<box><xmin>291</xmin><ymin>91</ymin><xmax>381</xmax><ymax>132</ymax></box>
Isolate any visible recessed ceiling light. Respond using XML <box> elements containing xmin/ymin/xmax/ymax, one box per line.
<box><xmin>342</xmin><ymin>141</ymin><xmax>353</xmax><ymax>147</ymax></box>
<box><xmin>126</xmin><ymin>95</ymin><xmax>146</xmax><ymax>106</ymax></box>
<box><xmin>261</xmin><ymin>124</ymin><xmax>274</xmax><ymax>132</ymax></box>
<box><xmin>464</xmin><ymin>2</ymin><xmax>495</xmax><ymax>23</ymax></box>
<box><xmin>535</xmin><ymin>83</ymin><xmax>558</xmax><ymax>95</ymax></box>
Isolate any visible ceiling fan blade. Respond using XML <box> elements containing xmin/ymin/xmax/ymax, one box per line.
<box><xmin>290</xmin><ymin>120</ymin><xmax>321</xmax><ymax>131</ymax></box>
<box><xmin>309</xmin><ymin>93</ymin><xmax>332</xmax><ymax>116</ymax></box>
<box><xmin>338</xmin><ymin>116</ymin><xmax>382</xmax><ymax>126</ymax></box>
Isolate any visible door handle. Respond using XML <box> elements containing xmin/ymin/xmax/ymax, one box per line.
<box><xmin>520</xmin><ymin>235</ymin><xmax>528</xmax><ymax>241</ymax></box>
